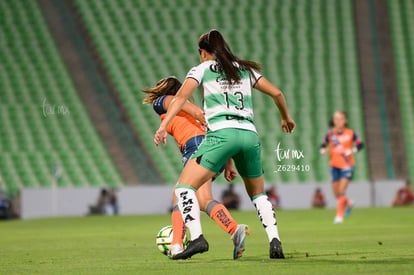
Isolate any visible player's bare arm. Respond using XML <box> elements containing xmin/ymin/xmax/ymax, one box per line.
<box><xmin>254</xmin><ymin>77</ymin><xmax>296</xmax><ymax>133</ymax></box>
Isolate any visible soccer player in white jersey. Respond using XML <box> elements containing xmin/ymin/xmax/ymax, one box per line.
<box><xmin>154</xmin><ymin>30</ymin><xmax>295</xmax><ymax>260</ymax></box>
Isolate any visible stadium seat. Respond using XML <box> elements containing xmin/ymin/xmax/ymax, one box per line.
<box><xmin>388</xmin><ymin>0</ymin><xmax>414</xmax><ymax>183</ymax></box>
<box><xmin>73</xmin><ymin>0</ymin><xmax>369</xmax><ymax>184</ymax></box>
<box><xmin>0</xmin><ymin>0</ymin><xmax>123</xmax><ymax>197</ymax></box>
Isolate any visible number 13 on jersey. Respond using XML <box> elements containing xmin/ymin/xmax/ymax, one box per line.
<box><xmin>223</xmin><ymin>91</ymin><xmax>244</xmax><ymax>110</ymax></box>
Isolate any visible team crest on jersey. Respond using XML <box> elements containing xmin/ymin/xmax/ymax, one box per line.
<box><xmin>210</xmin><ymin>63</ymin><xmax>219</xmax><ymax>73</ymax></box>
<box><xmin>210</xmin><ymin>64</ymin><xmax>226</xmax><ymax>82</ymax></box>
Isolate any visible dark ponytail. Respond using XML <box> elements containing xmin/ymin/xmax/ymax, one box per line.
<box><xmin>198</xmin><ymin>30</ymin><xmax>261</xmax><ymax>84</ymax></box>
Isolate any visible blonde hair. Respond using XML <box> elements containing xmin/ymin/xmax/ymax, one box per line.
<box><xmin>142</xmin><ymin>77</ymin><xmax>182</xmax><ymax>104</ymax></box>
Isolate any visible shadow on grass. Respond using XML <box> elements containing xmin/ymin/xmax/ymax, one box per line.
<box><xmin>164</xmin><ymin>249</ymin><xmax>414</xmax><ymax>266</ymax></box>
<box><xmin>232</xmin><ymin>251</ymin><xmax>414</xmax><ymax>266</ymax></box>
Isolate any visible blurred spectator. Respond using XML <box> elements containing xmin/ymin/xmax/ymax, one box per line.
<box><xmin>393</xmin><ymin>180</ymin><xmax>414</xmax><ymax>206</ymax></box>
<box><xmin>266</xmin><ymin>186</ymin><xmax>280</xmax><ymax>208</ymax></box>
<box><xmin>109</xmin><ymin>188</ymin><xmax>119</xmax><ymax>215</ymax></box>
<box><xmin>10</xmin><ymin>190</ymin><xmax>21</xmax><ymax>219</ymax></box>
<box><xmin>312</xmin><ymin>188</ymin><xmax>326</xmax><ymax>208</ymax></box>
<box><xmin>89</xmin><ymin>188</ymin><xmax>118</xmax><ymax>215</ymax></box>
<box><xmin>221</xmin><ymin>183</ymin><xmax>240</xmax><ymax>210</ymax></box>
<box><xmin>0</xmin><ymin>188</ymin><xmax>12</xmax><ymax>219</ymax></box>
<box><xmin>0</xmin><ymin>181</ymin><xmax>18</xmax><ymax>219</ymax></box>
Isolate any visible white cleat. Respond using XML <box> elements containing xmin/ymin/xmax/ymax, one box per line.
<box><xmin>333</xmin><ymin>216</ymin><xmax>344</xmax><ymax>224</ymax></box>
<box><xmin>168</xmin><ymin>244</ymin><xmax>183</xmax><ymax>258</ymax></box>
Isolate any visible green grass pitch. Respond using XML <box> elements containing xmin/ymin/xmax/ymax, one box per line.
<box><xmin>1</xmin><ymin>208</ymin><xmax>413</xmax><ymax>274</ymax></box>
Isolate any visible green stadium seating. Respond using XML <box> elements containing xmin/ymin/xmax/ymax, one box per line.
<box><xmin>388</xmin><ymin>0</ymin><xmax>414</xmax><ymax>183</ymax></box>
<box><xmin>0</xmin><ymin>0</ymin><xmax>122</xmax><ymax>197</ymax></box>
<box><xmin>74</xmin><ymin>0</ymin><xmax>369</xmax><ymax>184</ymax></box>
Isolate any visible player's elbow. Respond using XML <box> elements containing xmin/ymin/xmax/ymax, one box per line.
<box><xmin>275</xmin><ymin>90</ymin><xmax>283</xmax><ymax>98</ymax></box>
<box><xmin>272</xmin><ymin>91</ymin><xmax>284</xmax><ymax>104</ymax></box>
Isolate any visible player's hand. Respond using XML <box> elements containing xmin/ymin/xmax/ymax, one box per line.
<box><xmin>281</xmin><ymin>117</ymin><xmax>295</xmax><ymax>133</ymax></box>
<box><xmin>194</xmin><ymin>111</ymin><xmax>207</xmax><ymax>126</ymax></box>
<box><xmin>154</xmin><ymin>126</ymin><xmax>167</xmax><ymax>146</ymax></box>
<box><xmin>224</xmin><ymin>167</ymin><xmax>238</xmax><ymax>182</ymax></box>
<box><xmin>320</xmin><ymin>148</ymin><xmax>327</xmax><ymax>155</ymax></box>
<box><xmin>224</xmin><ymin>160</ymin><xmax>237</xmax><ymax>182</ymax></box>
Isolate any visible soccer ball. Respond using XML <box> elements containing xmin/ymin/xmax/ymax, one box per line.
<box><xmin>156</xmin><ymin>225</ymin><xmax>189</xmax><ymax>255</ymax></box>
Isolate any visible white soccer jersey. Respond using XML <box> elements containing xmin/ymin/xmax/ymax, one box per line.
<box><xmin>186</xmin><ymin>60</ymin><xmax>262</xmax><ymax>132</ymax></box>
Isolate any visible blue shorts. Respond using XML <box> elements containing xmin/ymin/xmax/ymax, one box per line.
<box><xmin>182</xmin><ymin>135</ymin><xmax>205</xmax><ymax>166</ymax></box>
<box><xmin>331</xmin><ymin>166</ymin><xmax>354</xmax><ymax>182</ymax></box>
<box><xmin>181</xmin><ymin>135</ymin><xmax>224</xmax><ymax>179</ymax></box>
